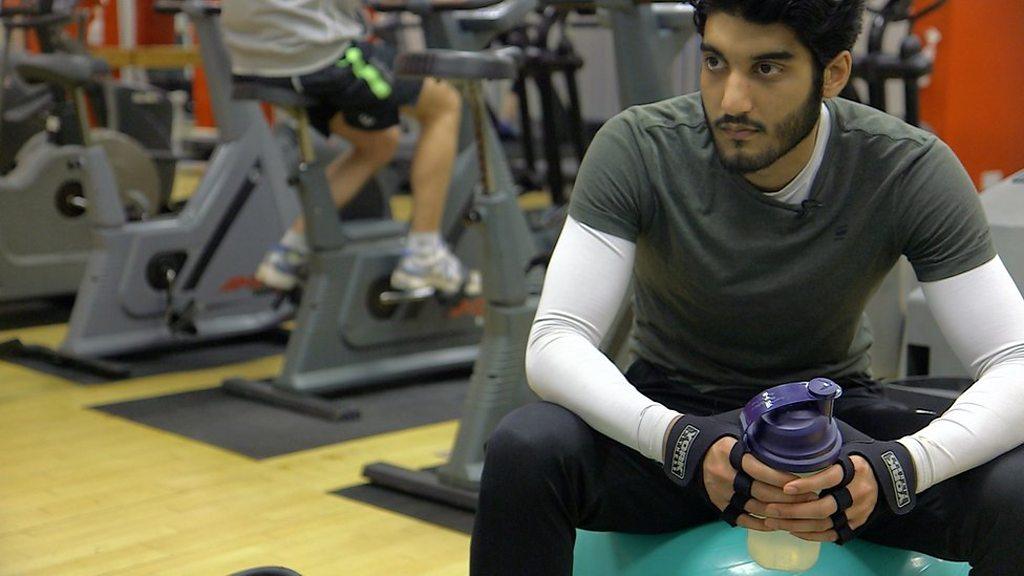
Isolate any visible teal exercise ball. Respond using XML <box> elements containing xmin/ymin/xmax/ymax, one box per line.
<box><xmin>573</xmin><ymin>523</ymin><xmax>970</xmax><ymax>575</ymax></box>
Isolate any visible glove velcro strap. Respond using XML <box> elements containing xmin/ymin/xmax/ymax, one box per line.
<box><xmin>662</xmin><ymin>416</ymin><xmax>737</xmax><ymax>488</ymax></box>
<box><xmin>842</xmin><ymin>441</ymin><xmax>917</xmax><ymax>516</ymax></box>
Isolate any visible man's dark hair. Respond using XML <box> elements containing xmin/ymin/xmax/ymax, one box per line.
<box><xmin>692</xmin><ymin>0</ymin><xmax>866</xmax><ymax>69</ymax></box>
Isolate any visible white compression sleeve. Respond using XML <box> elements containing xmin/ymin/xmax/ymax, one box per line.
<box><xmin>526</xmin><ymin>216</ymin><xmax>681</xmax><ymax>461</ymax></box>
<box><xmin>897</xmin><ymin>256</ymin><xmax>1024</xmax><ymax>492</ymax></box>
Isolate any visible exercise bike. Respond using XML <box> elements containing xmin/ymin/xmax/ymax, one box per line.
<box><xmin>233</xmin><ymin>44</ymin><xmax>538</xmax><ymax>508</ymax></box>
<box><xmin>0</xmin><ymin>65</ymin><xmax>163</xmax><ymax>305</ymax></box>
<box><xmin>0</xmin><ymin>0</ymin><xmax>299</xmax><ymax>376</ymax></box>
<box><xmin>0</xmin><ymin>0</ymin><xmax>176</xmax><ymax>303</ymax></box>
<box><xmin>222</xmin><ymin>0</ymin><xmax>551</xmax><ymax>418</ymax></box>
<box><xmin>1</xmin><ymin>0</ymin><xmax>177</xmax><ymax>197</ymax></box>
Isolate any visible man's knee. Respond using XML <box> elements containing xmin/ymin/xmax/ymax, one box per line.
<box><xmin>431</xmin><ymin>80</ymin><xmax>462</xmax><ymax>115</ymax></box>
<box><xmin>969</xmin><ymin>447</ymin><xmax>1024</xmax><ymax>520</ymax></box>
<box><xmin>484</xmin><ymin>402</ymin><xmax>592</xmax><ymax>480</ymax></box>
<box><xmin>951</xmin><ymin>446</ymin><xmax>1024</xmax><ymax>572</ymax></box>
<box><xmin>410</xmin><ymin>79</ymin><xmax>461</xmax><ymax>123</ymax></box>
<box><xmin>331</xmin><ymin>118</ymin><xmax>400</xmax><ymax>166</ymax></box>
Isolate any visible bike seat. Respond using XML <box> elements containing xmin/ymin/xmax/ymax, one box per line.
<box><xmin>395</xmin><ymin>47</ymin><xmax>521</xmax><ymax>81</ymax></box>
<box><xmin>232</xmin><ymin>82</ymin><xmax>317</xmax><ymax>110</ymax></box>
<box><xmin>15</xmin><ymin>53</ymin><xmax>109</xmax><ymax>89</ymax></box>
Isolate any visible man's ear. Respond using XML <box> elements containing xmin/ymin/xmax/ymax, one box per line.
<box><xmin>822</xmin><ymin>51</ymin><xmax>853</xmax><ymax>98</ymax></box>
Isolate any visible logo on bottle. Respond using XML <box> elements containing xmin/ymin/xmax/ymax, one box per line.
<box><xmin>881</xmin><ymin>451</ymin><xmax>910</xmax><ymax>508</ymax></box>
<box><xmin>670</xmin><ymin>425</ymin><xmax>700</xmax><ymax>481</ymax></box>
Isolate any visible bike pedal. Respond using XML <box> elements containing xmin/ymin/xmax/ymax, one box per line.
<box><xmin>379</xmin><ymin>286</ymin><xmax>436</xmax><ymax>305</ymax></box>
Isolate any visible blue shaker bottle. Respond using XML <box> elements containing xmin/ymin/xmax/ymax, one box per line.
<box><xmin>741</xmin><ymin>378</ymin><xmax>843</xmax><ymax>571</ymax></box>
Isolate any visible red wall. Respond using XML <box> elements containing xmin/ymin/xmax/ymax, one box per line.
<box><xmin>914</xmin><ymin>0</ymin><xmax>1024</xmax><ymax>188</ymax></box>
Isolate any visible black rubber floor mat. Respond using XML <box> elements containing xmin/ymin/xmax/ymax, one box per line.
<box><xmin>92</xmin><ymin>376</ymin><xmax>469</xmax><ymax>459</ymax></box>
<box><xmin>0</xmin><ymin>329</ymin><xmax>290</xmax><ymax>384</ymax></box>
<box><xmin>333</xmin><ymin>481</ymin><xmax>475</xmax><ymax>535</ymax></box>
<box><xmin>0</xmin><ymin>295</ymin><xmax>75</xmax><ymax>330</ymax></box>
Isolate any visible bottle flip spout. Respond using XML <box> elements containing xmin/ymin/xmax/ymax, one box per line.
<box><xmin>807</xmin><ymin>377</ymin><xmax>842</xmax><ymax>420</ymax></box>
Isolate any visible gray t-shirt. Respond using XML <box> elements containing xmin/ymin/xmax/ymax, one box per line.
<box><xmin>569</xmin><ymin>93</ymin><xmax>995</xmax><ymax>390</ymax></box>
<box><xmin>221</xmin><ymin>0</ymin><xmax>364</xmax><ymax>77</ymax></box>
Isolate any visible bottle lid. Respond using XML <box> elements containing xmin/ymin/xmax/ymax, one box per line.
<box><xmin>740</xmin><ymin>378</ymin><xmax>843</xmax><ymax>473</ymax></box>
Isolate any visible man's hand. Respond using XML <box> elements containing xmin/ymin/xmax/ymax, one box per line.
<box><xmin>755</xmin><ymin>438</ymin><xmax>918</xmax><ymax>544</ymax></box>
<box><xmin>702</xmin><ymin>436</ymin><xmax>819</xmax><ymax>532</ymax></box>
<box><xmin>756</xmin><ymin>455</ymin><xmax>878</xmax><ymax>542</ymax></box>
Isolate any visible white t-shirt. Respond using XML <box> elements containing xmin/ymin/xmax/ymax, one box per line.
<box><xmin>222</xmin><ymin>0</ymin><xmax>364</xmax><ymax>77</ymax></box>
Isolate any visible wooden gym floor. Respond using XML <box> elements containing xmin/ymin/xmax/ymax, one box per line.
<box><xmin>0</xmin><ymin>320</ymin><xmax>471</xmax><ymax>576</ymax></box>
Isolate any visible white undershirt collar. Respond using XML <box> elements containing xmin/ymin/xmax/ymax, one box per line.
<box><xmin>761</xmin><ymin>102</ymin><xmax>831</xmax><ymax>206</ymax></box>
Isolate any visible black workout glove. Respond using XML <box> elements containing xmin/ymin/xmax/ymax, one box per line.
<box><xmin>823</xmin><ymin>439</ymin><xmax>917</xmax><ymax>544</ymax></box>
<box><xmin>662</xmin><ymin>414</ymin><xmax>740</xmax><ymax>489</ymax></box>
<box><xmin>843</xmin><ymin>440</ymin><xmax>917</xmax><ymax>515</ymax></box>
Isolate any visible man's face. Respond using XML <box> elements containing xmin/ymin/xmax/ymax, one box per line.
<box><xmin>700</xmin><ymin>12</ymin><xmax>823</xmax><ymax>174</ymax></box>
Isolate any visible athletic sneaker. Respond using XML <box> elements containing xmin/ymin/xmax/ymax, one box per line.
<box><xmin>255</xmin><ymin>243</ymin><xmax>309</xmax><ymax>291</ymax></box>
<box><xmin>390</xmin><ymin>245</ymin><xmax>466</xmax><ymax>296</ymax></box>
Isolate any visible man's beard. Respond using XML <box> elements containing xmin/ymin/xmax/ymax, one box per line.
<box><xmin>708</xmin><ymin>79</ymin><xmax>823</xmax><ymax>175</ymax></box>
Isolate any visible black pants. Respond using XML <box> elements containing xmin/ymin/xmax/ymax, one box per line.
<box><xmin>470</xmin><ymin>360</ymin><xmax>1024</xmax><ymax>575</ymax></box>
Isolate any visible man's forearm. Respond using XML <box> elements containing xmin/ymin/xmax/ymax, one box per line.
<box><xmin>525</xmin><ymin>216</ymin><xmax>680</xmax><ymax>460</ymax></box>
<box><xmin>903</xmin><ymin>257</ymin><xmax>1024</xmax><ymax>491</ymax></box>
<box><xmin>900</xmin><ymin>356</ymin><xmax>1024</xmax><ymax>491</ymax></box>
